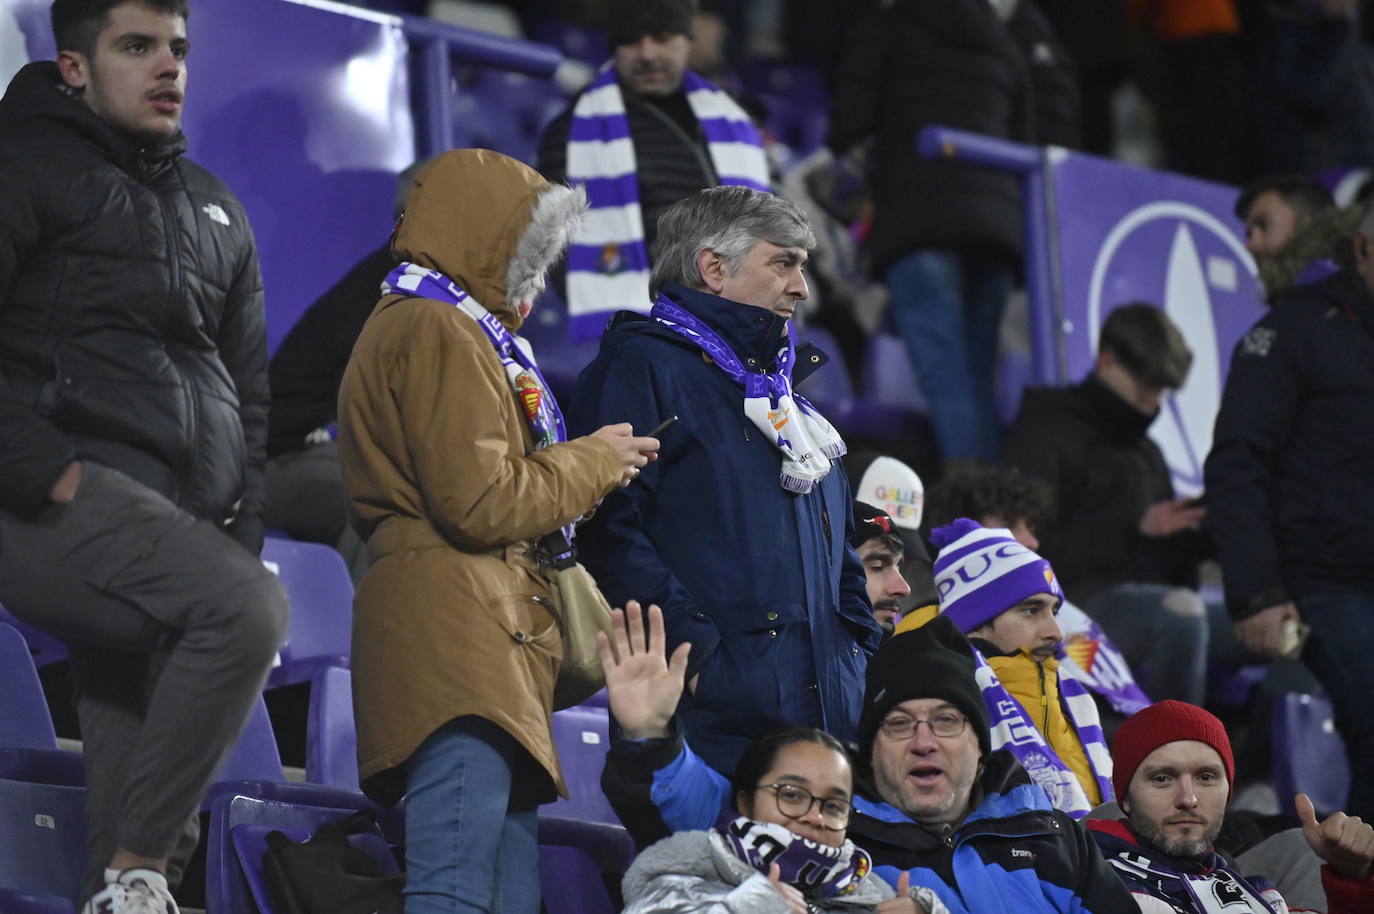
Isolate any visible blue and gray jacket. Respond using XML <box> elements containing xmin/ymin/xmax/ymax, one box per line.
<box><xmin>602</xmin><ymin>728</ymin><xmax>1138</xmax><ymax>914</ymax></box>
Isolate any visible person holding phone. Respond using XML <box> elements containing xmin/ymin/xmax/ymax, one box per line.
<box><xmin>568</xmin><ymin>186</ymin><xmax>880</xmax><ymax>778</ymax></box>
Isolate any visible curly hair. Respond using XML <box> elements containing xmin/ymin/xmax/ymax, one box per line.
<box><xmin>922</xmin><ymin>462</ymin><xmax>1051</xmax><ymax>538</ymax></box>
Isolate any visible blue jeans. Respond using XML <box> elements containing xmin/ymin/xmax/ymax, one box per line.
<box><xmin>1299</xmin><ymin>591</ymin><xmax>1374</xmax><ymax>820</ymax></box>
<box><xmin>885</xmin><ymin>248</ymin><xmax>1011</xmax><ymax>462</ymax></box>
<box><xmin>1084</xmin><ymin>583</ymin><xmax>1208</xmax><ymax>706</ymax></box>
<box><xmin>404</xmin><ymin>717</ymin><xmax>541</xmax><ymax>914</ymax></box>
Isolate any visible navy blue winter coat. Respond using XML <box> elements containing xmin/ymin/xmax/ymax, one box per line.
<box><xmin>567</xmin><ymin>284</ymin><xmax>880</xmax><ymax>775</ymax></box>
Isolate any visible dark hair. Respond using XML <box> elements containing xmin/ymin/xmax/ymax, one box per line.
<box><xmin>1234</xmin><ymin>174</ymin><xmax>1335</xmax><ymax>224</ymax></box>
<box><xmin>730</xmin><ymin>727</ymin><xmax>850</xmax><ymax>812</ymax></box>
<box><xmin>1098</xmin><ymin>302</ymin><xmax>1192</xmax><ymax>390</ymax></box>
<box><xmin>51</xmin><ymin>0</ymin><xmax>189</xmax><ymax>58</ymax></box>
<box><xmin>922</xmin><ymin>462</ymin><xmax>1050</xmax><ymax>538</ymax></box>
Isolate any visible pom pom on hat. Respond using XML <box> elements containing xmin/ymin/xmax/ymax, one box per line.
<box><xmin>930</xmin><ymin>518</ymin><xmax>982</xmax><ymax>550</ymax></box>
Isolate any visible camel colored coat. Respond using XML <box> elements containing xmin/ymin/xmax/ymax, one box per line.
<box><xmin>337</xmin><ymin>150</ymin><xmax>622</xmax><ymax>805</ymax></box>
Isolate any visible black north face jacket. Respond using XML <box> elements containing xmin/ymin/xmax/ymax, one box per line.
<box><xmin>0</xmin><ymin>63</ymin><xmax>268</xmax><ymax>549</ymax></box>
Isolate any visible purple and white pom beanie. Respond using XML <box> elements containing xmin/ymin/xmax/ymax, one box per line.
<box><xmin>930</xmin><ymin>518</ymin><xmax>1064</xmax><ymax>633</ymax></box>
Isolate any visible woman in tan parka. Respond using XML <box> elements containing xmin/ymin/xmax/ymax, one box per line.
<box><xmin>337</xmin><ymin>149</ymin><xmax>658</xmax><ymax>914</ymax></box>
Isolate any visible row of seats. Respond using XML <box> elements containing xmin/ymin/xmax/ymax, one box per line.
<box><xmin>0</xmin><ymin>536</ymin><xmax>632</xmax><ymax>913</ymax></box>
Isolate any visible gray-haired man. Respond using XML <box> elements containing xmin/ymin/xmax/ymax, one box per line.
<box><xmin>568</xmin><ymin>186</ymin><xmax>880</xmax><ymax>777</ymax></box>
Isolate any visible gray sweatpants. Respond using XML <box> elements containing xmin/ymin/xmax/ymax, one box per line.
<box><xmin>0</xmin><ymin>463</ymin><xmax>289</xmax><ymax>898</ymax></box>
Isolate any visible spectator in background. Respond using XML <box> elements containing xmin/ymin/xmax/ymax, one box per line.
<box><xmin>337</xmin><ymin>149</ymin><xmax>658</xmax><ymax>914</ymax></box>
<box><xmin>1088</xmin><ymin>701</ymin><xmax>1374</xmax><ymax>914</ymax></box>
<box><xmin>1125</xmin><ymin>0</ymin><xmax>1255</xmax><ymax>183</ymax></box>
<box><xmin>851</xmin><ymin>502</ymin><xmax>914</xmax><ymax>637</ymax></box>
<box><xmin>1235</xmin><ymin>174</ymin><xmax>1350</xmax><ymax>302</ymax></box>
<box><xmin>537</xmin><ymin>0</ymin><xmax>769</xmax><ymax>335</ymax></box>
<box><xmin>921</xmin><ymin>463</ymin><xmax>1152</xmax><ymax>726</ymax></box>
<box><xmin>263</xmin><ymin>160</ymin><xmax>427</xmax><ymax>583</ymax></box>
<box><xmin>1205</xmin><ymin>201</ymin><xmax>1374</xmax><ymax>822</ymax></box>
<box><xmin>0</xmin><ymin>1</ymin><xmax>289</xmax><ymax>910</ymax></box>
<box><xmin>826</xmin><ymin>0</ymin><xmax>1079</xmax><ymax>462</ymax></box>
<box><xmin>847</xmin><ymin>452</ymin><xmax>936</xmax><ymax>615</ymax></box>
<box><xmin>568</xmin><ymin>186</ymin><xmax>879</xmax><ymax>777</ymax></box>
<box><xmin>1002</xmin><ymin>304</ymin><xmax>1212</xmax><ymax>706</ymax></box>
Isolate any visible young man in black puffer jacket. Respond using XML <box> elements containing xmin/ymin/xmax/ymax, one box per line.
<box><xmin>0</xmin><ymin>2</ymin><xmax>288</xmax><ymax>910</ymax></box>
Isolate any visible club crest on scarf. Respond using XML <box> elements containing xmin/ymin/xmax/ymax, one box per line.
<box><xmin>381</xmin><ymin>262</ymin><xmax>568</xmax><ymax>455</ymax></box>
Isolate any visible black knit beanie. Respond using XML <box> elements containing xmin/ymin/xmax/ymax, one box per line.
<box><xmin>604</xmin><ymin>0</ymin><xmax>697</xmax><ymax>47</ymax></box>
<box><xmin>857</xmin><ymin>614</ymin><xmax>991</xmax><ymax>762</ymax></box>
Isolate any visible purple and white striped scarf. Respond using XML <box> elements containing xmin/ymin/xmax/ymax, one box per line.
<box><xmin>1056</xmin><ymin>600</ymin><xmax>1152</xmax><ymax>717</ymax></box>
<box><xmin>716</xmin><ymin>814</ymin><xmax>873</xmax><ymax>900</ymax></box>
<box><xmin>563</xmin><ymin>64</ymin><xmax>769</xmax><ymax>340</ymax></box>
<box><xmin>972</xmin><ymin>646</ymin><xmax>1115</xmax><ymax>818</ymax></box>
<box><xmin>652</xmin><ymin>293</ymin><xmax>844</xmax><ymax>493</ymax></box>
<box><xmin>381</xmin><ymin>262</ymin><xmax>575</xmax><ymax>551</ymax></box>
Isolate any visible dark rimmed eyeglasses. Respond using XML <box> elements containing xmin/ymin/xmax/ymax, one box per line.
<box><xmin>878</xmin><ymin>711</ymin><xmax>967</xmax><ymax>740</ymax></box>
<box><xmin>754</xmin><ymin>783</ymin><xmax>852</xmax><ymax>828</ymax></box>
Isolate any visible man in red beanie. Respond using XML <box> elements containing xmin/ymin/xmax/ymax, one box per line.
<box><xmin>1087</xmin><ymin>700</ymin><xmax>1374</xmax><ymax>913</ymax></box>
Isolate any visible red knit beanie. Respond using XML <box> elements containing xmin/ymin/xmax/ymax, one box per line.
<box><xmin>1112</xmin><ymin>700</ymin><xmax>1235</xmax><ymax>803</ymax></box>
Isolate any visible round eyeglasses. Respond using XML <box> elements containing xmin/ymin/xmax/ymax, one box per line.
<box><xmin>878</xmin><ymin>711</ymin><xmax>967</xmax><ymax>741</ymax></box>
<box><xmin>755</xmin><ymin>783</ymin><xmax>852</xmax><ymax>829</ymax></box>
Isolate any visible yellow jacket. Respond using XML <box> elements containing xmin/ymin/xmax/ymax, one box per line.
<box><xmin>895</xmin><ymin>607</ymin><xmax>1101</xmax><ymax>805</ymax></box>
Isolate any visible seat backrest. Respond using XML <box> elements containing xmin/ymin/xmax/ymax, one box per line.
<box><xmin>546</xmin><ymin>706</ymin><xmax>620</xmax><ymax>826</ymax></box>
<box><xmin>207</xmin><ymin>792</ymin><xmax>393</xmax><ymax>914</ymax></box>
<box><xmin>0</xmin><ymin>778</ymin><xmax>86</xmax><ymax>904</ymax></box>
<box><xmin>862</xmin><ymin>333</ymin><xmax>928</xmax><ymax>413</ymax></box>
<box><xmin>538</xmin><ymin>844</ymin><xmax>615</xmax><ymax>914</ymax></box>
<box><xmin>213</xmin><ymin>695</ymin><xmax>285</xmax><ymax>786</ymax></box>
<box><xmin>1272</xmin><ymin>690</ymin><xmax>1351</xmax><ymax>818</ymax></box>
<box><xmin>261</xmin><ymin>537</ymin><xmax>354</xmax><ymax>687</ymax></box>
<box><xmin>306</xmin><ymin>666</ymin><xmax>359</xmax><ymax>790</ymax></box>
<box><xmin>0</xmin><ymin>624</ymin><xmax>59</xmax><ymax>751</ymax></box>
<box><xmin>0</xmin><ymin>607</ymin><xmax>67</xmax><ymax>668</ymax></box>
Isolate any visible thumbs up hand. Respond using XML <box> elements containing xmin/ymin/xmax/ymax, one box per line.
<box><xmin>1296</xmin><ymin>793</ymin><xmax>1374</xmax><ymax>880</ymax></box>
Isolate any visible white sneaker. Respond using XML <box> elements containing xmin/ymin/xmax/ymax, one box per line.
<box><xmin>82</xmin><ymin>868</ymin><xmax>179</xmax><ymax>914</ymax></box>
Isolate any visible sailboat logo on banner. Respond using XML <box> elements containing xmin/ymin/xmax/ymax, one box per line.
<box><xmin>1086</xmin><ymin>202</ymin><xmax>1260</xmax><ymax>496</ymax></box>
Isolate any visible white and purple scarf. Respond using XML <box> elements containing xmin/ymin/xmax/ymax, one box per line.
<box><xmin>381</xmin><ymin>262</ymin><xmax>575</xmax><ymax>554</ymax></box>
<box><xmin>1056</xmin><ymin>600</ymin><xmax>1152</xmax><ymax>717</ymax></box>
<box><xmin>564</xmin><ymin>63</ymin><xmax>769</xmax><ymax>339</ymax></box>
<box><xmin>716</xmin><ymin>814</ymin><xmax>873</xmax><ymax>901</ymax></box>
<box><xmin>1106</xmin><ymin>848</ymin><xmax>1283</xmax><ymax>914</ymax></box>
<box><xmin>973</xmin><ymin>647</ymin><xmax>1115</xmax><ymax>818</ymax></box>
<box><xmin>651</xmin><ymin>293</ymin><xmax>844</xmax><ymax>493</ymax></box>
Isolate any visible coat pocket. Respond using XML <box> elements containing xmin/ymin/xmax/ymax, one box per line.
<box><xmin>490</xmin><ymin>592</ymin><xmax>561</xmax><ymax>657</ymax></box>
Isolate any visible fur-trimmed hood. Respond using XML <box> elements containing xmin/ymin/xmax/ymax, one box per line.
<box><xmin>1260</xmin><ymin>204</ymin><xmax>1358</xmax><ymax>303</ymax></box>
<box><xmin>390</xmin><ymin>148</ymin><xmax>585</xmax><ymax>330</ymax></box>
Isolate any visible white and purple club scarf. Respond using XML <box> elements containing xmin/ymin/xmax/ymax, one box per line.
<box><xmin>652</xmin><ymin>293</ymin><xmax>844</xmax><ymax>493</ymax></box>
<box><xmin>1056</xmin><ymin>600</ymin><xmax>1152</xmax><ymax>717</ymax></box>
<box><xmin>715</xmin><ymin>814</ymin><xmax>874</xmax><ymax>901</ymax></box>
<box><xmin>381</xmin><ymin>263</ymin><xmax>575</xmax><ymax>553</ymax></box>
<box><xmin>974</xmin><ymin>646</ymin><xmax>1115</xmax><ymax>819</ymax></box>
<box><xmin>564</xmin><ymin>63</ymin><xmax>769</xmax><ymax>339</ymax></box>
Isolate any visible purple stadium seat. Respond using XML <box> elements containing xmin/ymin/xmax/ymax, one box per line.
<box><xmin>0</xmin><ymin>624</ymin><xmax>60</xmax><ymax>752</ymax></box>
<box><xmin>306</xmin><ymin>666</ymin><xmax>359</xmax><ymax>790</ymax></box>
<box><xmin>231</xmin><ymin>819</ymin><xmax>398</xmax><ymax>914</ymax></box>
<box><xmin>862</xmin><ymin>333</ymin><xmax>929</xmax><ymax>416</ymax></box>
<box><xmin>0</xmin><ymin>606</ymin><xmax>66</xmax><ymax>668</ymax></box>
<box><xmin>260</xmin><ymin>537</ymin><xmax>353</xmax><ymax>689</ymax></box>
<box><xmin>0</xmin><ymin>778</ymin><xmax>86</xmax><ymax>908</ymax></box>
<box><xmin>520</xmin><ymin>291</ymin><xmax>604</xmax><ymax>403</ymax></box>
<box><xmin>546</xmin><ymin>706</ymin><xmax>620</xmax><ymax>827</ymax></box>
<box><xmin>1271</xmin><ymin>691</ymin><xmax>1351</xmax><ymax>819</ymax></box>
<box><xmin>538</xmin><ymin>844</ymin><xmax>616</xmax><ymax>914</ymax></box>
<box><xmin>206</xmin><ymin>792</ymin><xmax>396</xmax><ymax>914</ymax></box>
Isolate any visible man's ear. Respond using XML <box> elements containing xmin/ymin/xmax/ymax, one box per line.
<box><xmin>696</xmin><ymin>248</ymin><xmax>726</xmax><ymax>294</ymax></box>
<box><xmin>1119</xmin><ymin>793</ymin><xmax>1131</xmax><ymax>815</ymax></box>
<box><xmin>56</xmin><ymin>50</ymin><xmax>89</xmax><ymax>90</ymax></box>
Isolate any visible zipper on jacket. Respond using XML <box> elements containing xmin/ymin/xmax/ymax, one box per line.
<box><xmin>1037</xmin><ymin>660</ymin><xmax>1050</xmax><ymax>733</ymax></box>
<box><xmin>155</xmin><ymin>169</ymin><xmax>194</xmax><ymax>506</ymax></box>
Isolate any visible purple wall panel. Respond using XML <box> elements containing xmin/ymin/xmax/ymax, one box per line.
<box><xmin>1</xmin><ymin>0</ymin><xmax>414</xmax><ymax>353</ymax></box>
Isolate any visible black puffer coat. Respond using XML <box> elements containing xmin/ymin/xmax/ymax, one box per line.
<box><xmin>827</xmin><ymin>0</ymin><xmax>1080</xmax><ymax>272</ymax></box>
<box><xmin>0</xmin><ymin>63</ymin><xmax>268</xmax><ymax>549</ymax></box>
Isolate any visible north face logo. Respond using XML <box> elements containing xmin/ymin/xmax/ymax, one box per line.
<box><xmin>202</xmin><ymin>203</ymin><xmax>231</xmax><ymax>226</ymax></box>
